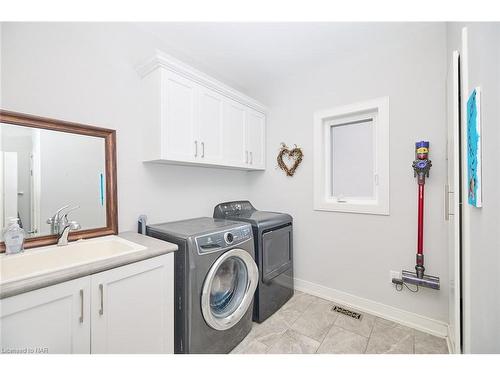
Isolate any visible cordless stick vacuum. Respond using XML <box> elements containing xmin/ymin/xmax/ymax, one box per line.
<box><xmin>394</xmin><ymin>141</ymin><xmax>440</xmax><ymax>290</ymax></box>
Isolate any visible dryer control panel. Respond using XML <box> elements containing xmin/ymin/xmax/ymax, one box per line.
<box><xmin>196</xmin><ymin>226</ymin><xmax>252</xmax><ymax>254</ymax></box>
<box><xmin>213</xmin><ymin>201</ymin><xmax>255</xmax><ymax>217</ymax></box>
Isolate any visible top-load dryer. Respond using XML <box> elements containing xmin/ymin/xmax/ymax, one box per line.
<box><xmin>213</xmin><ymin>201</ymin><xmax>293</xmax><ymax>322</ymax></box>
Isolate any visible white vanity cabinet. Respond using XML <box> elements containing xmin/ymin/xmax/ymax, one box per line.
<box><xmin>0</xmin><ymin>276</ymin><xmax>91</xmax><ymax>354</ymax></box>
<box><xmin>0</xmin><ymin>254</ymin><xmax>174</xmax><ymax>354</ymax></box>
<box><xmin>138</xmin><ymin>51</ymin><xmax>266</xmax><ymax>171</ymax></box>
<box><xmin>90</xmin><ymin>255</ymin><xmax>173</xmax><ymax>354</ymax></box>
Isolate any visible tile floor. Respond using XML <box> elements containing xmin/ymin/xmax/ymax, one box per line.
<box><xmin>231</xmin><ymin>291</ymin><xmax>449</xmax><ymax>354</ymax></box>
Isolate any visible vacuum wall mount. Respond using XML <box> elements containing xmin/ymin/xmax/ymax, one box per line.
<box><xmin>393</xmin><ymin>141</ymin><xmax>440</xmax><ymax>291</ymax></box>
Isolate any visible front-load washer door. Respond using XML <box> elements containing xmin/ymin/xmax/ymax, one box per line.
<box><xmin>201</xmin><ymin>249</ymin><xmax>258</xmax><ymax>331</ymax></box>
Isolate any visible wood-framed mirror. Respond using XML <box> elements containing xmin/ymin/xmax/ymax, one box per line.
<box><xmin>0</xmin><ymin>110</ymin><xmax>118</xmax><ymax>251</ymax></box>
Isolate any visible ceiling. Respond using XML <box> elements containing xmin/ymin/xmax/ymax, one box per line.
<box><xmin>136</xmin><ymin>22</ymin><xmax>440</xmax><ymax>102</ymax></box>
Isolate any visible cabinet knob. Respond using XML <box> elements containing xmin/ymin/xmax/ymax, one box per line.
<box><xmin>194</xmin><ymin>141</ymin><xmax>198</xmax><ymax>158</ymax></box>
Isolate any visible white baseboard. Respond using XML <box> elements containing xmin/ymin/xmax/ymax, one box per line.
<box><xmin>294</xmin><ymin>277</ymin><xmax>448</xmax><ymax>338</ymax></box>
<box><xmin>446</xmin><ymin>335</ymin><xmax>455</xmax><ymax>354</ymax></box>
<box><xmin>446</xmin><ymin>324</ymin><xmax>460</xmax><ymax>354</ymax></box>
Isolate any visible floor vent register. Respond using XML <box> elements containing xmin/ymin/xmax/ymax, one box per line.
<box><xmin>331</xmin><ymin>305</ymin><xmax>362</xmax><ymax>320</ymax></box>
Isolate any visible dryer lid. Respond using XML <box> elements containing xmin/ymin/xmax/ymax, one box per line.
<box><xmin>213</xmin><ymin>201</ymin><xmax>292</xmax><ymax>229</ymax></box>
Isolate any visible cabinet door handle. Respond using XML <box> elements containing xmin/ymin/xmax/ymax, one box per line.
<box><xmin>250</xmin><ymin>151</ymin><xmax>253</xmax><ymax>165</ymax></box>
<box><xmin>245</xmin><ymin>150</ymin><xmax>249</xmax><ymax>164</ymax></box>
<box><xmin>79</xmin><ymin>289</ymin><xmax>84</xmax><ymax>323</ymax></box>
<box><xmin>201</xmin><ymin>142</ymin><xmax>205</xmax><ymax>158</ymax></box>
<box><xmin>194</xmin><ymin>141</ymin><xmax>198</xmax><ymax>158</ymax></box>
<box><xmin>99</xmin><ymin>284</ymin><xmax>104</xmax><ymax>316</ymax></box>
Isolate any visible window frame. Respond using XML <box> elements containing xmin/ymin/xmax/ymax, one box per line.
<box><xmin>313</xmin><ymin>97</ymin><xmax>390</xmax><ymax>215</ymax></box>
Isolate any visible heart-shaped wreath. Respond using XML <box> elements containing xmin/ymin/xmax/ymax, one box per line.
<box><xmin>277</xmin><ymin>143</ymin><xmax>304</xmax><ymax>177</ymax></box>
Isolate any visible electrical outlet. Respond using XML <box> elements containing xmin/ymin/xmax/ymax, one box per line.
<box><xmin>390</xmin><ymin>270</ymin><xmax>401</xmax><ymax>284</ymax></box>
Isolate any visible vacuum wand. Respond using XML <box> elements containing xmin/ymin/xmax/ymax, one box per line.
<box><xmin>394</xmin><ymin>141</ymin><xmax>440</xmax><ymax>290</ymax></box>
<box><xmin>414</xmin><ymin>143</ymin><xmax>430</xmax><ymax>279</ymax></box>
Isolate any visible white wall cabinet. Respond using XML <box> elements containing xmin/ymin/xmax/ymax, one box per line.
<box><xmin>222</xmin><ymin>98</ymin><xmax>247</xmax><ymax>166</ymax></box>
<box><xmin>198</xmin><ymin>86</ymin><xmax>224</xmax><ymax>163</ymax></box>
<box><xmin>0</xmin><ymin>254</ymin><xmax>174</xmax><ymax>354</ymax></box>
<box><xmin>162</xmin><ymin>70</ymin><xmax>198</xmax><ymax>163</ymax></box>
<box><xmin>138</xmin><ymin>51</ymin><xmax>266</xmax><ymax>171</ymax></box>
<box><xmin>246</xmin><ymin>109</ymin><xmax>266</xmax><ymax>169</ymax></box>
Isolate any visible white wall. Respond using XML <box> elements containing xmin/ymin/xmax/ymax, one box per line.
<box><xmin>248</xmin><ymin>23</ymin><xmax>449</xmax><ymax>323</ymax></box>
<box><xmin>38</xmin><ymin>130</ymin><xmax>106</xmax><ymax>233</ymax></box>
<box><xmin>447</xmin><ymin>22</ymin><xmax>500</xmax><ymax>354</ymax></box>
<box><xmin>1</xmin><ymin>125</ymin><xmax>33</xmax><ymax>231</ymax></box>
<box><xmin>0</xmin><ymin>23</ymin><xmax>252</xmax><ymax>233</ymax></box>
<box><xmin>1</xmin><ymin>22</ymin><xmax>451</xmax><ymax>326</ymax></box>
<box><xmin>0</xmin><ymin>125</ymin><xmax>107</xmax><ymax>235</ymax></box>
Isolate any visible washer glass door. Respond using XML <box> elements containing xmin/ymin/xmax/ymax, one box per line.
<box><xmin>202</xmin><ymin>248</ymin><xmax>258</xmax><ymax>331</ymax></box>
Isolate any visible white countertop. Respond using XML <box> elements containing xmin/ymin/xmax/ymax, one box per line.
<box><xmin>0</xmin><ymin>232</ymin><xmax>177</xmax><ymax>299</ymax></box>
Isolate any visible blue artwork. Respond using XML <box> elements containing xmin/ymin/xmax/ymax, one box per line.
<box><xmin>467</xmin><ymin>88</ymin><xmax>482</xmax><ymax>207</ymax></box>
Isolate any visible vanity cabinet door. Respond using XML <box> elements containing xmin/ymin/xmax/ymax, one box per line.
<box><xmin>90</xmin><ymin>254</ymin><xmax>174</xmax><ymax>354</ymax></box>
<box><xmin>246</xmin><ymin>109</ymin><xmax>266</xmax><ymax>170</ymax></box>
<box><xmin>0</xmin><ymin>277</ymin><xmax>91</xmax><ymax>354</ymax></box>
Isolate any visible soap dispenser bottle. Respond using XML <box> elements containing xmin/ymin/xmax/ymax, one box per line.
<box><xmin>3</xmin><ymin>218</ymin><xmax>25</xmax><ymax>254</ymax></box>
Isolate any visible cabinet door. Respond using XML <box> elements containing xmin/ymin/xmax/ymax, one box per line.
<box><xmin>222</xmin><ymin>98</ymin><xmax>247</xmax><ymax>166</ymax></box>
<box><xmin>90</xmin><ymin>254</ymin><xmax>174</xmax><ymax>354</ymax></box>
<box><xmin>198</xmin><ymin>87</ymin><xmax>224</xmax><ymax>163</ymax></box>
<box><xmin>246</xmin><ymin>109</ymin><xmax>266</xmax><ymax>169</ymax></box>
<box><xmin>0</xmin><ymin>277</ymin><xmax>91</xmax><ymax>354</ymax></box>
<box><xmin>162</xmin><ymin>70</ymin><xmax>198</xmax><ymax>162</ymax></box>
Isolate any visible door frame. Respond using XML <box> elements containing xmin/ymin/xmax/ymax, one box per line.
<box><xmin>447</xmin><ymin>49</ymin><xmax>462</xmax><ymax>354</ymax></box>
<box><xmin>30</xmin><ymin>129</ymin><xmax>41</xmax><ymax>235</ymax></box>
<box><xmin>460</xmin><ymin>26</ymin><xmax>472</xmax><ymax>354</ymax></box>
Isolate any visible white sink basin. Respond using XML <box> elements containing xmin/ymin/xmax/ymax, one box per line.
<box><xmin>1</xmin><ymin>235</ymin><xmax>147</xmax><ymax>284</ymax></box>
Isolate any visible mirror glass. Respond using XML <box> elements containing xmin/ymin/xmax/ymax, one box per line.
<box><xmin>0</xmin><ymin>123</ymin><xmax>107</xmax><ymax>240</ymax></box>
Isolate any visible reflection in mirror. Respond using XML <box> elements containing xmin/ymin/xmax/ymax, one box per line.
<box><xmin>0</xmin><ymin>123</ymin><xmax>107</xmax><ymax>241</ymax></box>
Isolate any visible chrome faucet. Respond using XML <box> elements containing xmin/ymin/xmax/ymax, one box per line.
<box><xmin>47</xmin><ymin>205</ymin><xmax>81</xmax><ymax>246</ymax></box>
<box><xmin>47</xmin><ymin>204</ymin><xmax>71</xmax><ymax>235</ymax></box>
<box><xmin>57</xmin><ymin>220</ymin><xmax>81</xmax><ymax>246</ymax></box>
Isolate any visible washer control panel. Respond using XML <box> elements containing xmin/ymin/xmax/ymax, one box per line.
<box><xmin>224</xmin><ymin>232</ymin><xmax>234</xmax><ymax>244</ymax></box>
<box><xmin>196</xmin><ymin>225</ymin><xmax>252</xmax><ymax>254</ymax></box>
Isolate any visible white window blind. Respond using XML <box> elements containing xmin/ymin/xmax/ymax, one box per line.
<box><xmin>330</xmin><ymin>116</ymin><xmax>375</xmax><ymax>200</ymax></box>
<box><xmin>314</xmin><ymin>97</ymin><xmax>389</xmax><ymax>215</ymax></box>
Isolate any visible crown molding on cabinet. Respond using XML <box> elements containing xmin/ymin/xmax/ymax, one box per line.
<box><xmin>136</xmin><ymin>50</ymin><xmax>267</xmax><ymax>114</ymax></box>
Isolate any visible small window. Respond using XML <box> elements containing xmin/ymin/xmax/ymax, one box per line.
<box><xmin>314</xmin><ymin>97</ymin><xmax>389</xmax><ymax>215</ymax></box>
